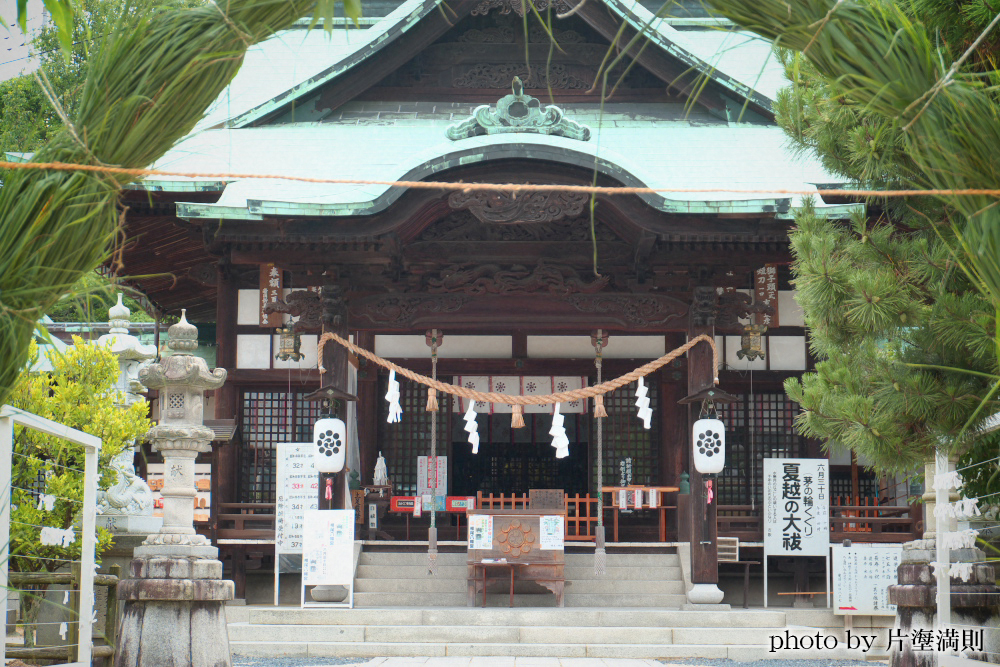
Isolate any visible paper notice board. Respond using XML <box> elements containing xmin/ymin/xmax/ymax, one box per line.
<box><xmin>301</xmin><ymin>509</ymin><xmax>355</xmax><ymax>608</ymax></box>
<box><xmin>832</xmin><ymin>544</ymin><xmax>902</xmax><ymax>615</ymax></box>
<box><xmin>274</xmin><ymin>443</ymin><xmax>319</xmax><ymax>605</ymax></box>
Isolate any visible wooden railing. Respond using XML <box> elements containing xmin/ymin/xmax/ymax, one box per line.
<box><xmin>718</xmin><ymin>499</ymin><xmax>921</xmax><ymax>543</ymax></box>
<box><xmin>216</xmin><ymin>502</ymin><xmax>276</xmax><ymax>541</ymax></box>
<box><xmin>565</xmin><ymin>493</ymin><xmax>598</xmax><ymax>541</ymax></box>
<box><xmin>476</xmin><ymin>492</ymin><xmax>529</xmax><ymax>510</ymax></box>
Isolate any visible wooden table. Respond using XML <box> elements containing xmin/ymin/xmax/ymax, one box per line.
<box><xmin>466</xmin><ymin>510</ymin><xmax>565</xmax><ymax>607</ymax></box>
<box><xmin>469</xmin><ymin>561</ymin><xmax>522</xmax><ymax>607</ymax></box>
<box><xmin>601</xmin><ymin>486</ymin><xmax>679</xmax><ymax>542</ymax></box>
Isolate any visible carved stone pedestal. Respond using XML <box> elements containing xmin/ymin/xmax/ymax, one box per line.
<box><xmin>116</xmin><ymin>557</ymin><xmax>233</xmax><ymax>667</ymax></box>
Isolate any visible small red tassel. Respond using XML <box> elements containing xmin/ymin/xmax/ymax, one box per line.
<box><xmin>325</xmin><ymin>478</ymin><xmax>333</xmax><ymax>501</ymax></box>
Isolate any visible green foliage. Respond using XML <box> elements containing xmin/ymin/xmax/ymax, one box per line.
<box><xmin>784</xmin><ymin>202</ymin><xmax>1000</xmax><ymax>475</ymax></box>
<box><xmin>8</xmin><ymin>338</ymin><xmax>149</xmax><ymax>576</ymax></box>
<box><xmin>0</xmin><ymin>0</ymin><xmax>321</xmax><ymax>410</ymax></box>
<box><xmin>0</xmin><ymin>0</ymin><xmax>122</xmax><ymax>156</ymax></box>
<box><xmin>698</xmin><ymin>0</ymin><xmax>1000</xmax><ymax>483</ymax></box>
<box><xmin>45</xmin><ymin>272</ymin><xmax>154</xmax><ymax>323</ymax></box>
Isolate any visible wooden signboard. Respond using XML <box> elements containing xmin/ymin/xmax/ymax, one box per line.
<box><xmin>259</xmin><ymin>263</ymin><xmax>282</xmax><ymax>327</ymax></box>
<box><xmin>832</xmin><ymin>544</ymin><xmax>902</xmax><ymax>615</ymax></box>
<box><xmin>466</xmin><ymin>510</ymin><xmax>565</xmax><ymax>607</ymax></box>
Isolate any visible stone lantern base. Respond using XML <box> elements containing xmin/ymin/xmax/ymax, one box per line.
<box><xmin>115</xmin><ymin>555</ymin><xmax>233</xmax><ymax>667</ymax></box>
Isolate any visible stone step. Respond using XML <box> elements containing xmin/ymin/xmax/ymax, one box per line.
<box><xmin>356</xmin><ymin>565</ymin><xmax>468</xmax><ymax>579</ymax></box>
<box><xmin>354</xmin><ymin>578</ymin><xmax>469</xmax><ymax>593</ymax></box>
<box><xmin>242</xmin><ymin>606</ymin><xmax>790</xmax><ymax>628</ymax></box>
<box><xmin>358</xmin><ymin>552</ymin><xmax>467</xmax><ymax>566</ymax></box>
<box><xmin>564</xmin><ymin>579</ymin><xmax>685</xmax><ymax>595</ymax></box>
<box><xmin>230</xmin><ymin>623</ymin><xmax>676</xmax><ymax>645</ymax></box>
<box><xmin>352</xmin><ymin>577</ymin><xmax>683</xmax><ymax>596</ymax></box>
<box><xmin>229</xmin><ymin>640</ymin><xmax>871</xmax><ymax>661</ymax></box>
<box><xmin>563</xmin><ymin>593</ymin><xmax>687</xmax><ymax>607</ymax></box>
<box><xmin>564</xmin><ymin>553</ymin><xmax>679</xmax><ymax>566</ymax></box>
<box><xmin>563</xmin><ymin>566</ymin><xmax>683</xmax><ymax>580</ymax></box>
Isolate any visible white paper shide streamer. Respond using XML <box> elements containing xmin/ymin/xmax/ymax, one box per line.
<box><xmin>550</xmin><ymin>403</ymin><xmax>569</xmax><ymax>458</ymax></box>
<box><xmin>934</xmin><ymin>497</ymin><xmax>981</xmax><ymax>519</ymax></box>
<box><xmin>385</xmin><ymin>369</ymin><xmax>403</xmax><ymax>423</ymax></box>
<box><xmin>933</xmin><ymin>470</ymin><xmax>963</xmax><ymax>492</ymax></box>
<box><xmin>40</xmin><ymin>526</ymin><xmax>75</xmax><ymax>547</ymax></box>
<box><xmin>464</xmin><ymin>401</ymin><xmax>480</xmax><ymax>454</ymax></box>
<box><xmin>635</xmin><ymin>377</ymin><xmax>652</xmax><ymax>429</ymax></box>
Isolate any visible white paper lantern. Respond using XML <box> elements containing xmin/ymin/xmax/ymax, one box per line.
<box><xmin>692</xmin><ymin>418</ymin><xmax>725</xmax><ymax>474</ymax></box>
<box><xmin>313</xmin><ymin>417</ymin><xmax>347</xmax><ymax>473</ymax></box>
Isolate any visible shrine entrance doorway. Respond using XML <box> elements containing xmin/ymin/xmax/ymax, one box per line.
<box><xmin>450</xmin><ymin>413</ymin><xmax>590</xmax><ymax>497</ymax></box>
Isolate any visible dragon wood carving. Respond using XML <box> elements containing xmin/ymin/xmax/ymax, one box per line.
<box><xmin>448</xmin><ymin>189</ymin><xmax>589</xmax><ymax>224</ymax></box>
<box><xmin>471</xmin><ymin>0</ymin><xmax>571</xmax><ymax>16</ymax></box>
<box><xmin>426</xmin><ymin>262</ymin><xmax>609</xmax><ymax>295</ymax></box>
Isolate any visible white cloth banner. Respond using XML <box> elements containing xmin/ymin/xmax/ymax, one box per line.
<box><xmin>454</xmin><ymin>376</ymin><xmax>587</xmax><ymax>414</ymax></box>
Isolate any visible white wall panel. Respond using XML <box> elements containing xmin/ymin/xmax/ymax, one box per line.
<box><xmin>779</xmin><ymin>290</ymin><xmax>806</xmax><ymax>327</ymax></box>
<box><xmin>375</xmin><ymin>335</ymin><xmax>511</xmax><ymax>359</ymax></box>
<box><xmin>527</xmin><ymin>336</ymin><xmax>666</xmax><ymax>359</ymax></box>
<box><xmin>237</xmin><ymin>289</ymin><xmax>261</xmax><ymax>326</ymax></box>
<box><xmin>768</xmin><ymin>335</ymin><xmax>807</xmax><ymax>370</ymax></box>
<box><xmin>236</xmin><ymin>334</ymin><xmax>271</xmax><ymax>369</ymax></box>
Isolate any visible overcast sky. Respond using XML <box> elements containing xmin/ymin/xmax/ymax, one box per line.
<box><xmin>0</xmin><ymin>0</ymin><xmax>45</xmax><ymax>81</ymax></box>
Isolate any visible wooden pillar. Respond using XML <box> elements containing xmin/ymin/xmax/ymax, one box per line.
<box><xmin>319</xmin><ymin>284</ymin><xmax>349</xmax><ymax>510</ymax></box>
<box><xmin>356</xmin><ymin>330</ymin><xmax>379</xmax><ymax>485</ymax></box>
<box><xmin>687</xmin><ymin>287</ymin><xmax>719</xmax><ymax>587</ymax></box>
<box><xmin>214</xmin><ymin>262</ymin><xmax>239</xmax><ymax>508</ymax></box>
<box><xmin>660</xmin><ymin>334</ymin><xmax>686</xmax><ymax>540</ymax></box>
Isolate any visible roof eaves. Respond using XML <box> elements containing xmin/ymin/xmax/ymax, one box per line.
<box><xmin>605</xmin><ymin>0</ymin><xmax>775</xmax><ymax>112</ymax></box>
<box><xmin>227</xmin><ymin>0</ymin><xmax>439</xmax><ymax>129</ymax></box>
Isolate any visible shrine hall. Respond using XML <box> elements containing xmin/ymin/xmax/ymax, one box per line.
<box><xmin>113</xmin><ymin>0</ymin><xmax>922</xmax><ymax>607</ymax></box>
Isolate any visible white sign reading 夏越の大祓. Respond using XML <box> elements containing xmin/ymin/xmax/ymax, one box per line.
<box><xmin>763</xmin><ymin>458</ymin><xmax>829</xmax><ymax>557</ymax></box>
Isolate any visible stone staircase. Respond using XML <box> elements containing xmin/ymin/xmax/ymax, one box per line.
<box><xmin>352</xmin><ymin>550</ymin><xmax>687</xmax><ymax>608</ymax></box>
<box><xmin>226</xmin><ymin>605</ymin><xmax>891</xmax><ymax>660</ymax></box>
<box><xmin>226</xmin><ymin>547</ymin><xmax>894</xmax><ymax>660</ymax></box>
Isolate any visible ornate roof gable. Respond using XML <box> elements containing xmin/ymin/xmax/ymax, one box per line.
<box><xmin>446</xmin><ymin>77</ymin><xmax>592</xmax><ymax>141</ymax></box>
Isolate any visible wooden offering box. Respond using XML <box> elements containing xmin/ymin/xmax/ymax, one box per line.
<box><xmin>466</xmin><ymin>509</ymin><xmax>565</xmax><ymax>607</ymax></box>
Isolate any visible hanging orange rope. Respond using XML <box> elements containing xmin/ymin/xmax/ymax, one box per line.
<box><xmin>318</xmin><ymin>332</ymin><xmax>719</xmax><ymax>411</ymax></box>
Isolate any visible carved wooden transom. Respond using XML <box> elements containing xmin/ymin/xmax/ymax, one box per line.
<box><xmin>495</xmin><ymin>519</ymin><xmax>535</xmax><ymax>558</ymax></box>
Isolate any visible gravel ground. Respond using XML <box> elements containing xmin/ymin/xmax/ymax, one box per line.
<box><xmin>231</xmin><ymin>659</ymin><xmax>881</xmax><ymax>667</ymax></box>
<box><xmin>233</xmin><ymin>657</ymin><xmax>367</xmax><ymax>666</ymax></box>
<box><xmin>664</xmin><ymin>660</ymin><xmax>880</xmax><ymax>667</ymax></box>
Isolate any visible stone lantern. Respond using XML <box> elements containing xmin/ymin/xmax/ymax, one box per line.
<box><xmin>115</xmin><ymin>310</ymin><xmax>233</xmax><ymax>667</ymax></box>
<box><xmin>95</xmin><ymin>294</ymin><xmax>161</xmax><ymax>542</ymax></box>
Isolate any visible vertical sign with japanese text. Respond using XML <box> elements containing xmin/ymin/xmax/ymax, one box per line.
<box><xmin>764</xmin><ymin>458</ymin><xmax>829</xmax><ymax>556</ymax></box>
<box><xmin>260</xmin><ymin>263</ymin><xmax>282</xmax><ymax>327</ymax></box>
<box><xmin>275</xmin><ymin>443</ymin><xmax>319</xmax><ymax>554</ymax></box>
<box><xmin>755</xmin><ymin>264</ymin><xmax>780</xmax><ymax>327</ymax></box>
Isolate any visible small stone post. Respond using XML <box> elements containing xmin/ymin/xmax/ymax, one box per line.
<box><xmin>115</xmin><ymin>311</ymin><xmax>232</xmax><ymax>667</ymax></box>
<box><xmin>888</xmin><ymin>455</ymin><xmax>999</xmax><ymax>667</ymax></box>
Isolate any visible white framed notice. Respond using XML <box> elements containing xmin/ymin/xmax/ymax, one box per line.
<box><xmin>468</xmin><ymin>514</ymin><xmax>493</xmax><ymax>550</ymax></box>
<box><xmin>417</xmin><ymin>455</ymin><xmax>447</xmax><ymax>498</ymax></box>
<box><xmin>539</xmin><ymin>515</ymin><xmax>565</xmax><ymax>550</ymax></box>
<box><xmin>763</xmin><ymin>458</ymin><xmax>830</xmax><ymax>608</ymax></box>
<box><xmin>832</xmin><ymin>544</ymin><xmax>902</xmax><ymax>615</ymax></box>
<box><xmin>301</xmin><ymin>509</ymin><xmax>355</xmax><ymax>608</ymax></box>
<box><xmin>274</xmin><ymin>443</ymin><xmax>319</xmax><ymax>605</ymax></box>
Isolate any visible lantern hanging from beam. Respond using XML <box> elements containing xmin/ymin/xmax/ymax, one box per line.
<box><xmin>736</xmin><ymin>323</ymin><xmax>766</xmax><ymax>361</ymax></box>
<box><xmin>692</xmin><ymin>416</ymin><xmax>725</xmax><ymax>475</ymax></box>
<box><xmin>313</xmin><ymin>417</ymin><xmax>347</xmax><ymax>473</ymax></box>
<box><xmin>275</xmin><ymin>327</ymin><xmax>304</xmax><ymax>361</ymax></box>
